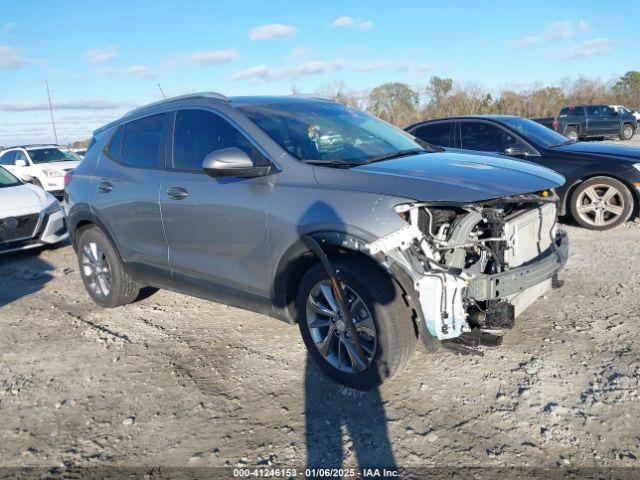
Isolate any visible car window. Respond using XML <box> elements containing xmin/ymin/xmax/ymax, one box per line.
<box><xmin>586</xmin><ymin>106</ymin><xmax>603</xmax><ymax>116</ymax></box>
<box><xmin>14</xmin><ymin>151</ymin><xmax>28</xmax><ymax>164</ymax></box>
<box><xmin>460</xmin><ymin>121</ymin><xmax>525</xmax><ymax>153</ymax></box>
<box><xmin>602</xmin><ymin>106</ymin><xmax>615</xmax><ymax>115</ymax></box>
<box><xmin>0</xmin><ymin>151</ymin><xmax>16</xmax><ymax>165</ymax></box>
<box><xmin>121</xmin><ymin>114</ymin><xmax>166</xmax><ymax>168</ymax></box>
<box><xmin>0</xmin><ymin>166</ymin><xmax>21</xmax><ymax>187</ymax></box>
<box><xmin>107</xmin><ymin>126</ymin><xmax>124</xmax><ymax>160</ymax></box>
<box><xmin>173</xmin><ymin>109</ymin><xmax>266</xmax><ymax>171</ymax></box>
<box><xmin>27</xmin><ymin>148</ymin><xmax>81</xmax><ymax>164</ymax></box>
<box><xmin>559</xmin><ymin>107</ymin><xmax>569</xmax><ymax>116</ymax></box>
<box><xmin>572</xmin><ymin>107</ymin><xmax>585</xmax><ymax>116</ymax></box>
<box><xmin>411</xmin><ymin>122</ymin><xmax>454</xmax><ymax>147</ymax></box>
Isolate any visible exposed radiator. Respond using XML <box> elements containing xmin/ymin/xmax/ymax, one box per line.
<box><xmin>503</xmin><ymin>203</ymin><xmax>556</xmax><ymax>267</ymax></box>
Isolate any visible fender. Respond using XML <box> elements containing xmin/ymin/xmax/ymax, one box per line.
<box><xmin>67</xmin><ymin>206</ymin><xmax>124</xmax><ymax>259</ymax></box>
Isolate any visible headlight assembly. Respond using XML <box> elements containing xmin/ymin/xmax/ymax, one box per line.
<box><xmin>42</xmin><ymin>168</ymin><xmax>64</xmax><ymax>178</ymax></box>
<box><xmin>44</xmin><ymin>199</ymin><xmax>62</xmax><ymax>215</ymax></box>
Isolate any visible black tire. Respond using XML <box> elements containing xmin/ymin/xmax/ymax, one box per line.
<box><xmin>76</xmin><ymin>226</ymin><xmax>142</xmax><ymax>308</ymax></box>
<box><xmin>564</xmin><ymin>126</ymin><xmax>579</xmax><ymax>142</ymax></box>
<box><xmin>619</xmin><ymin>123</ymin><xmax>635</xmax><ymax>141</ymax></box>
<box><xmin>570</xmin><ymin>176</ymin><xmax>634</xmax><ymax>230</ymax></box>
<box><xmin>296</xmin><ymin>258</ymin><xmax>416</xmax><ymax>390</ymax></box>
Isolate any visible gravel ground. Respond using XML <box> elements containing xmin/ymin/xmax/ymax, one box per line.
<box><xmin>1</xmin><ymin>138</ymin><xmax>640</xmax><ymax>477</ymax></box>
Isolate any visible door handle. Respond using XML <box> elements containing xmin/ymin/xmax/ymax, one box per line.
<box><xmin>167</xmin><ymin>187</ymin><xmax>188</xmax><ymax>200</ymax></box>
<box><xmin>97</xmin><ymin>181</ymin><xmax>113</xmax><ymax>193</ymax></box>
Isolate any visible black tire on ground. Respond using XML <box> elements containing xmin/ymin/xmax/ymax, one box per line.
<box><xmin>569</xmin><ymin>176</ymin><xmax>634</xmax><ymax>231</ymax></box>
<box><xmin>619</xmin><ymin>123</ymin><xmax>635</xmax><ymax>141</ymax></box>
<box><xmin>564</xmin><ymin>126</ymin><xmax>579</xmax><ymax>142</ymax></box>
<box><xmin>76</xmin><ymin>226</ymin><xmax>142</xmax><ymax>308</ymax></box>
<box><xmin>296</xmin><ymin>257</ymin><xmax>416</xmax><ymax>390</ymax></box>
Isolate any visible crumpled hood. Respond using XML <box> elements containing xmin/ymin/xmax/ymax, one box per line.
<box><xmin>31</xmin><ymin>160</ymin><xmax>80</xmax><ymax>171</ymax></box>
<box><xmin>313</xmin><ymin>151</ymin><xmax>565</xmax><ymax>203</ymax></box>
<box><xmin>551</xmin><ymin>142</ymin><xmax>640</xmax><ymax>162</ymax></box>
<box><xmin>0</xmin><ymin>184</ymin><xmax>51</xmax><ymax>217</ymax></box>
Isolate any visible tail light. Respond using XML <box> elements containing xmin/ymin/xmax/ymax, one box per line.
<box><xmin>63</xmin><ymin>170</ymin><xmax>73</xmax><ymax>187</ymax></box>
<box><xmin>552</xmin><ymin>119</ymin><xmax>559</xmax><ymax>130</ymax></box>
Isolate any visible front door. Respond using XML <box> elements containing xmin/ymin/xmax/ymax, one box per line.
<box><xmin>160</xmin><ymin>108</ymin><xmax>271</xmax><ymax>300</ymax></box>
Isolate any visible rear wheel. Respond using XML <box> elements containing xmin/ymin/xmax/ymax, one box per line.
<box><xmin>296</xmin><ymin>258</ymin><xmax>416</xmax><ymax>390</ymax></box>
<box><xmin>564</xmin><ymin>126</ymin><xmax>579</xmax><ymax>142</ymax></box>
<box><xmin>77</xmin><ymin>226</ymin><xmax>143</xmax><ymax>307</ymax></box>
<box><xmin>619</xmin><ymin>123</ymin><xmax>634</xmax><ymax>141</ymax></box>
<box><xmin>570</xmin><ymin>176</ymin><xmax>634</xmax><ymax>230</ymax></box>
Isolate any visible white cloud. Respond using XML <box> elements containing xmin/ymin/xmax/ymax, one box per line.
<box><xmin>287</xmin><ymin>47</ymin><xmax>307</xmax><ymax>61</ymax></box>
<box><xmin>559</xmin><ymin>38</ymin><xmax>614</xmax><ymax>60</ymax></box>
<box><xmin>397</xmin><ymin>62</ymin><xmax>434</xmax><ymax>76</ymax></box>
<box><xmin>510</xmin><ymin>20</ymin><xmax>590</xmax><ymax>48</ymax></box>
<box><xmin>4</xmin><ymin>22</ymin><xmax>16</xmax><ymax>30</ymax></box>
<box><xmin>331</xmin><ymin>16</ymin><xmax>374</xmax><ymax>29</ymax></box>
<box><xmin>231</xmin><ymin>60</ymin><xmax>344</xmax><ymax>83</ymax></box>
<box><xmin>249</xmin><ymin>23</ymin><xmax>297</xmax><ymax>41</ymax></box>
<box><xmin>354</xmin><ymin>60</ymin><xmax>391</xmax><ymax>72</ymax></box>
<box><xmin>0</xmin><ymin>99</ymin><xmax>133</xmax><ymax>112</ymax></box>
<box><xmin>0</xmin><ymin>45</ymin><xmax>26</xmax><ymax>69</ymax></box>
<box><xmin>86</xmin><ymin>46</ymin><xmax>118</xmax><ymax>64</ymax></box>
<box><xmin>187</xmin><ymin>49</ymin><xmax>238</xmax><ymax>65</ymax></box>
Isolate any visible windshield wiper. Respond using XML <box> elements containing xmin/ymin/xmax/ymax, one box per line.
<box><xmin>365</xmin><ymin>148</ymin><xmax>427</xmax><ymax>164</ymax></box>
<box><xmin>301</xmin><ymin>159</ymin><xmax>364</xmax><ymax>167</ymax></box>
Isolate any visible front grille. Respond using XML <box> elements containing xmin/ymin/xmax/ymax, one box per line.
<box><xmin>0</xmin><ymin>213</ymin><xmax>40</xmax><ymax>243</ymax></box>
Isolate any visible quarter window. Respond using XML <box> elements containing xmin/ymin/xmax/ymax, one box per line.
<box><xmin>411</xmin><ymin>122</ymin><xmax>454</xmax><ymax>147</ymax></box>
<box><xmin>120</xmin><ymin>113</ymin><xmax>167</xmax><ymax>168</ymax></box>
<box><xmin>107</xmin><ymin>126</ymin><xmax>124</xmax><ymax>160</ymax></box>
<box><xmin>461</xmin><ymin>121</ymin><xmax>526</xmax><ymax>153</ymax></box>
<box><xmin>173</xmin><ymin>109</ymin><xmax>266</xmax><ymax>171</ymax></box>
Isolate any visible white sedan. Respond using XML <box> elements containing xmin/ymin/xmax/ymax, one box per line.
<box><xmin>0</xmin><ymin>144</ymin><xmax>82</xmax><ymax>195</ymax></box>
<box><xmin>0</xmin><ymin>167</ymin><xmax>68</xmax><ymax>254</ymax></box>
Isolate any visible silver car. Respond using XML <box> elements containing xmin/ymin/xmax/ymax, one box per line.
<box><xmin>65</xmin><ymin>93</ymin><xmax>568</xmax><ymax>390</ymax></box>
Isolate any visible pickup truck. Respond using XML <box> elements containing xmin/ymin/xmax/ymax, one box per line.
<box><xmin>532</xmin><ymin>104</ymin><xmax>636</xmax><ymax>141</ymax></box>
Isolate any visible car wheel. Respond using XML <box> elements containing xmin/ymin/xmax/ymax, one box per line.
<box><xmin>296</xmin><ymin>258</ymin><xmax>416</xmax><ymax>390</ymax></box>
<box><xmin>77</xmin><ymin>226</ymin><xmax>142</xmax><ymax>308</ymax></box>
<box><xmin>570</xmin><ymin>176</ymin><xmax>634</xmax><ymax>230</ymax></box>
<box><xmin>619</xmin><ymin>123</ymin><xmax>634</xmax><ymax>141</ymax></box>
<box><xmin>564</xmin><ymin>126</ymin><xmax>579</xmax><ymax>142</ymax></box>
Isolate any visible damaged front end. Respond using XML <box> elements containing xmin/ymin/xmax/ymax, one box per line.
<box><xmin>367</xmin><ymin>190</ymin><xmax>568</xmax><ymax>345</ymax></box>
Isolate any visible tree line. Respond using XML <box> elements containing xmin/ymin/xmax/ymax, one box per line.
<box><xmin>315</xmin><ymin>71</ymin><xmax>640</xmax><ymax>128</ymax></box>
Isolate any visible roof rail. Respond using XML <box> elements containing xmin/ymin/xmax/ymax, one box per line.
<box><xmin>125</xmin><ymin>92</ymin><xmax>229</xmax><ymax>117</ymax></box>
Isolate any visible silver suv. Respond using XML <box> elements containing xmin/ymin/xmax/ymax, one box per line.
<box><xmin>65</xmin><ymin>93</ymin><xmax>568</xmax><ymax>390</ymax></box>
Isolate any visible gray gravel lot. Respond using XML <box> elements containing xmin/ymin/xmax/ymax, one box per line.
<box><xmin>1</xmin><ymin>138</ymin><xmax>640</xmax><ymax>474</ymax></box>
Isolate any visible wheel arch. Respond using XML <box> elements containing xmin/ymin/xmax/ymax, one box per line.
<box><xmin>272</xmin><ymin>231</ymin><xmax>422</xmax><ymax>338</ymax></box>
<box><xmin>68</xmin><ymin>210</ymin><xmax>124</xmax><ymax>258</ymax></box>
<box><xmin>562</xmin><ymin>123</ymin><xmax>581</xmax><ymax>135</ymax></box>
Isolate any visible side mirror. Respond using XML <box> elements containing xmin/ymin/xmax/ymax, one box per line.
<box><xmin>504</xmin><ymin>146</ymin><xmax>527</xmax><ymax>157</ymax></box>
<box><xmin>21</xmin><ymin>174</ymin><xmax>34</xmax><ymax>184</ymax></box>
<box><xmin>15</xmin><ymin>159</ymin><xmax>27</xmax><ymax>167</ymax></box>
<box><xmin>202</xmin><ymin>147</ymin><xmax>272</xmax><ymax>178</ymax></box>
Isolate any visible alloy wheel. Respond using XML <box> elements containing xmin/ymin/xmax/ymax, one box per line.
<box><xmin>623</xmin><ymin>125</ymin><xmax>634</xmax><ymax>140</ymax></box>
<box><xmin>575</xmin><ymin>184</ymin><xmax>625</xmax><ymax>228</ymax></box>
<box><xmin>305</xmin><ymin>280</ymin><xmax>377</xmax><ymax>374</ymax></box>
<box><xmin>81</xmin><ymin>241</ymin><xmax>113</xmax><ymax>298</ymax></box>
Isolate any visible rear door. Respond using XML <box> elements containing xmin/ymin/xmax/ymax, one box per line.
<box><xmin>585</xmin><ymin>105</ymin><xmax>608</xmax><ymax>133</ymax></box>
<box><xmin>410</xmin><ymin>121</ymin><xmax>455</xmax><ymax>148</ymax></box>
<box><xmin>90</xmin><ymin>113</ymin><xmax>171</xmax><ymax>283</ymax></box>
<box><xmin>160</xmin><ymin>108</ymin><xmax>270</xmax><ymax>300</ymax></box>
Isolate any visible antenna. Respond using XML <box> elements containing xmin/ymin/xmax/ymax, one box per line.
<box><xmin>45</xmin><ymin>80</ymin><xmax>58</xmax><ymax>144</ymax></box>
<box><xmin>157</xmin><ymin>82</ymin><xmax>166</xmax><ymax>99</ymax></box>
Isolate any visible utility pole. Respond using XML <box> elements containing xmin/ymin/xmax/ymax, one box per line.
<box><xmin>157</xmin><ymin>82</ymin><xmax>166</xmax><ymax>99</ymax></box>
<box><xmin>45</xmin><ymin>80</ymin><xmax>58</xmax><ymax>144</ymax></box>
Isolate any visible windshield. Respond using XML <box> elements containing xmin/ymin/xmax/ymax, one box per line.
<box><xmin>236</xmin><ymin>101</ymin><xmax>424</xmax><ymax>164</ymax></box>
<box><xmin>0</xmin><ymin>166</ymin><xmax>21</xmax><ymax>188</ymax></box>
<box><xmin>27</xmin><ymin>147</ymin><xmax>82</xmax><ymax>164</ymax></box>
<box><xmin>500</xmin><ymin>117</ymin><xmax>570</xmax><ymax>148</ymax></box>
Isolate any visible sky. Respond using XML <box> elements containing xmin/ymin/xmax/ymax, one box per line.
<box><xmin>0</xmin><ymin>0</ymin><xmax>637</xmax><ymax>145</ymax></box>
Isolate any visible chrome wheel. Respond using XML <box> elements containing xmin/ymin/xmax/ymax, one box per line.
<box><xmin>575</xmin><ymin>184</ymin><xmax>625</xmax><ymax>228</ymax></box>
<box><xmin>81</xmin><ymin>241</ymin><xmax>112</xmax><ymax>298</ymax></box>
<box><xmin>566</xmin><ymin>130</ymin><xmax>578</xmax><ymax>141</ymax></box>
<box><xmin>305</xmin><ymin>280</ymin><xmax>377</xmax><ymax>374</ymax></box>
<box><xmin>622</xmin><ymin>125</ymin><xmax>634</xmax><ymax>140</ymax></box>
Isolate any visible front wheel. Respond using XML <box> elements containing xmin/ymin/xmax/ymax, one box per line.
<box><xmin>564</xmin><ymin>126</ymin><xmax>579</xmax><ymax>142</ymax></box>
<box><xmin>619</xmin><ymin>123</ymin><xmax>635</xmax><ymax>141</ymax></box>
<box><xmin>570</xmin><ymin>176</ymin><xmax>634</xmax><ymax>230</ymax></box>
<box><xmin>296</xmin><ymin>258</ymin><xmax>416</xmax><ymax>390</ymax></box>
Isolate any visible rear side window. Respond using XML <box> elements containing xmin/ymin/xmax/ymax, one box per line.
<box><xmin>586</xmin><ymin>106</ymin><xmax>603</xmax><ymax>116</ymax></box>
<box><xmin>572</xmin><ymin>107</ymin><xmax>585</xmax><ymax>116</ymax></box>
<box><xmin>411</xmin><ymin>122</ymin><xmax>454</xmax><ymax>147</ymax></box>
<box><xmin>120</xmin><ymin>114</ymin><xmax>166</xmax><ymax>168</ymax></box>
<box><xmin>0</xmin><ymin>151</ymin><xmax>16</xmax><ymax>165</ymax></box>
<box><xmin>173</xmin><ymin>109</ymin><xmax>266</xmax><ymax>171</ymax></box>
<box><xmin>559</xmin><ymin>108</ymin><xmax>569</xmax><ymax>116</ymax></box>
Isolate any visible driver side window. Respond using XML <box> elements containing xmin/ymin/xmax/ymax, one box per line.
<box><xmin>460</xmin><ymin>121</ymin><xmax>528</xmax><ymax>154</ymax></box>
<box><xmin>14</xmin><ymin>151</ymin><xmax>28</xmax><ymax>164</ymax></box>
<box><xmin>173</xmin><ymin>109</ymin><xmax>267</xmax><ymax>171</ymax></box>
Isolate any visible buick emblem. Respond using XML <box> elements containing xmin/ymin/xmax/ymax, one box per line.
<box><xmin>2</xmin><ymin>217</ymin><xmax>19</xmax><ymax>229</ymax></box>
